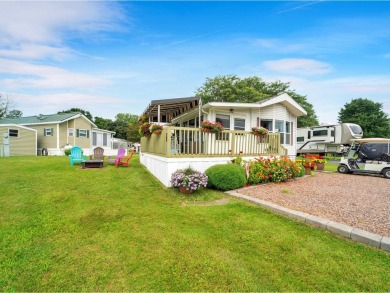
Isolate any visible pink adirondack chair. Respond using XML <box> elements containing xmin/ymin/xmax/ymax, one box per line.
<box><xmin>107</xmin><ymin>148</ymin><xmax>126</xmax><ymax>165</ymax></box>
<box><xmin>115</xmin><ymin>150</ymin><xmax>134</xmax><ymax>168</ymax></box>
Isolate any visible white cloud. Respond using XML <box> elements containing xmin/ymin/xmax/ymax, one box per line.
<box><xmin>0</xmin><ymin>2</ymin><xmax>128</xmax><ymax>45</ymax></box>
<box><xmin>263</xmin><ymin>58</ymin><xmax>332</xmax><ymax>76</ymax></box>
<box><xmin>0</xmin><ymin>58</ymin><xmax>110</xmax><ymax>90</ymax></box>
<box><xmin>0</xmin><ymin>44</ymin><xmax>73</xmax><ymax>60</ymax></box>
<box><xmin>8</xmin><ymin>92</ymin><xmax>128</xmax><ymax>119</ymax></box>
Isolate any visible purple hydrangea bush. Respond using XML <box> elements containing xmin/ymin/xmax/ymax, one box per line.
<box><xmin>170</xmin><ymin>168</ymin><xmax>208</xmax><ymax>191</ymax></box>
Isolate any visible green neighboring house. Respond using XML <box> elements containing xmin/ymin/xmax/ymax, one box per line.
<box><xmin>0</xmin><ymin>112</ymin><xmax>116</xmax><ymax>156</ymax></box>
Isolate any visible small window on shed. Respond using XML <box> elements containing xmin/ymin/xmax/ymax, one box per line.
<box><xmin>297</xmin><ymin>136</ymin><xmax>305</xmax><ymax>142</ymax></box>
<box><xmin>9</xmin><ymin>129</ymin><xmax>19</xmax><ymax>137</ymax></box>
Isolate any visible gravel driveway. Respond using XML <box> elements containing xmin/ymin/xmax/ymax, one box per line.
<box><xmin>240</xmin><ymin>172</ymin><xmax>390</xmax><ymax>237</ymax></box>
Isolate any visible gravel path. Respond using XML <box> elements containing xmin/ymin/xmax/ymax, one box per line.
<box><xmin>240</xmin><ymin>172</ymin><xmax>390</xmax><ymax>237</ymax></box>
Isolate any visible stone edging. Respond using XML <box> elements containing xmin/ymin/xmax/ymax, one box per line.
<box><xmin>224</xmin><ymin>190</ymin><xmax>390</xmax><ymax>253</ymax></box>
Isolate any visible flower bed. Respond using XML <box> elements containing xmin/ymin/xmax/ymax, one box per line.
<box><xmin>248</xmin><ymin>156</ymin><xmax>304</xmax><ymax>184</ymax></box>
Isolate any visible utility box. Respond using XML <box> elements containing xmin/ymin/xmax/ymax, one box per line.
<box><xmin>3</xmin><ymin>133</ymin><xmax>10</xmax><ymax>157</ymax></box>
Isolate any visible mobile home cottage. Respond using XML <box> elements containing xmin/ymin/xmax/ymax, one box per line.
<box><xmin>140</xmin><ymin>93</ymin><xmax>307</xmax><ymax>186</ymax></box>
<box><xmin>0</xmin><ymin>112</ymin><xmax>116</xmax><ymax>156</ymax></box>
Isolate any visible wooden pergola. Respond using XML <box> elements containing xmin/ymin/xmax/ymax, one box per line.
<box><xmin>140</xmin><ymin>96</ymin><xmax>200</xmax><ymax>123</ymax></box>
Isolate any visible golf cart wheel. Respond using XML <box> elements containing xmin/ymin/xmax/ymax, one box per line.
<box><xmin>337</xmin><ymin>165</ymin><xmax>350</xmax><ymax>174</ymax></box>
<box><xmin>383</xmin><ymin>168</ymin><xmax>390</xmax><ymax>179</ymax></box>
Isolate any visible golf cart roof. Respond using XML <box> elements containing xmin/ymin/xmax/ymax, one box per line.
<box><xmin>352</xmin><ymin>138</ymin><xmax>390</xmax><ymax>143</ymax></box>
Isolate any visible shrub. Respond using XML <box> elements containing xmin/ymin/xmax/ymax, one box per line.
<box><xmin>248</xmin><ymin>156</ymin><xmax>304</xmax><ymax>185</ymax></box>
<box><xmin>64</xmin><ymin>148</ymin><xmax>71</xmax><ymax>156</ymax></box>
<box><xmin>205</xmin><ymin>164</ymin><xmax>247</xmax><ymax>191</ymax></box>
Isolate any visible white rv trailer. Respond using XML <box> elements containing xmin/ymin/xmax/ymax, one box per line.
<box><xmin>296</xmin><ymin>123</ymin><xmax>363</xmax><ymax>155</ymax></box>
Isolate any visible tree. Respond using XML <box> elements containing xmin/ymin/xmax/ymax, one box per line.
<box><xmin>0</xmin><ymin>94</ymin><xmax>9</xmax><ymax>119</ymax></box>
<box><xmin>5</xmin><ymin>110</ymin><xmax>23</xmax><ymax>118</ymax></box>
<box><xmin>58</xmin><ymin>108</ymin><xmax>93</xmax><ymax>121</ymax></box>
<box><xmin>111</xmin><ymin>113</ymin><xmax>139</xmax><ymax>140</ymax></box>
<box><xmin>338</xmin><ymin>98</ymin><xmax>390</xmax><ymax>138</ymax></box>
<box><xmin>94</xmin><ymin>116</ymin><xmax>114</xmax><ymax>130</ymax></box>
<box><xmin>195</xmin><ymin>75</ymin><xmax>318</xmax><ymax>127</ymax></box>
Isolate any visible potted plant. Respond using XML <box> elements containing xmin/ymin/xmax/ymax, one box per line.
<box><xmin>150</xmin><ymin>123</ymin><xmax>164</xmax><ymax>135</ymax></box>
<box><xmin>171</xmin><ymin>167</ymin><xmax>208</xmax><ymax>194</ymax></box>
<box><xmin>200</xmin><ymin>121</ymin><xmax>224</xmax><ymax>133</ymax></box>
<box><xmin>301</xmin><ymin>159</ymin><xmax>316</xmax><ymax>175</ymax></box>
<box><xmin>313</xmin><ymin>158</ymin><xmax>326</xmax><ymax>171</ymax></box>
<box><xmin>251</xmin><ymin>126</ymin><xmax>268</xmax><ymax>136</ymax></box>
<box><xmin>139</xmin><ymin>122</ymin><xmax>151</xmax><ymax>138</ymax></box>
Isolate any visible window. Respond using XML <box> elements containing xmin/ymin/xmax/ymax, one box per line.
<box><xmin>216</xmin><ymin>114</ymin><xmax>230</xmax><ymax>130</ymax></box>
<box><xmin>297</xmin><ymin>136</ymin><xmax>305</xmax><ymax>142</ymax></box>
<box><xmin>76</xmin><ymin>129</ymin><xmax>89</xmax><ymax>138</ymax></box>
<box><xmin>44</xmin><ymin>128</ymin><xmax>53</xmax><ymax>136</ymax></box>
<box><xmin>93</xmin><ymin>132</ymin><xmax>97</xmax><ymax>145</ymax></box>
<box><xmin>234</xmin><ymin>118</ymin><xmax>245</xmax><ymax>131</ymax></box>
<box><xmin>285</xmin><ymin>121</ymin><xmax>291</xmax><ymax>145</ymax></box>
<box><xmin>103</xmin><ymin>133</ymin><xmax>108</xmax><ymax>146</ymax></box>
<box><xmin>313</xmin><ymin>130</ymin><xmax>328</xmax><ymax>136</ymax></box>
<box><xmin>275</xmin><ymin>120</ymin><xmax>285</xmax><ymax>144</ymax></box>
<box><xmin>68</xmin><ymin>128</ymin><xmax>74</xmax><ymax>137</ymax></box>
<box><xmin>9</xmin><ymin>129</ymin><xmax>18</xmax><ymax>137</ymax></box>
<box><xmin>260</xmin><ymin>119</ymin><xmax>273</xmax><ymax>131</ymax></box>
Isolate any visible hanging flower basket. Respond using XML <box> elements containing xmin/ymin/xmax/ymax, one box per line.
<box><xmin>150</xmin><ymin>124</ymin><xmax>163</xmax><ymax>135</ymax></box>
<box><xmin>200</xmin><ymin>121</ymin><xmax>224</xmax><ymax>134</ymax></box>
<box><xmin>139</xmin><ymin>123</ymin><xmax>151</xmax><ymax>138</ymax></box>
<box><xmin>251</xmin><ymin>126</ymin><xmax>268</xmax><ymax>136</ymax></box>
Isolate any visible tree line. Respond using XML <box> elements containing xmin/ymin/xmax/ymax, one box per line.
<box><xmin>1</xmin><ymin>75</ymin><xmax>389</xmax><ymax>140</ymax></box>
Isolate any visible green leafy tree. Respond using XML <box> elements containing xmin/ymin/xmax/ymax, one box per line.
<box><xmin>338</xmin><ymin>98</ymin><xmax>390</xmax><ymax>138</ymax></box>
<box><xmin>0</xmin><ymin>94</ymin><xmax>9</xmax><ymax>119</ymax></box>
<box><xmin>58</xmin><ymin>108</ymin><xmax>93</xmax><ymax>121</ymax></box>
<box><xmin>195</xmin><ymin>75</ymin><xmax>318</xmax><ymax>127</ymax></box>
<box><xmin>94</xmin><ymin>116</ymin><xmax>114</xmax><ymax>130</ymax></box>
<box><xmin>5</xmin><ymin>110</ymin><xmax>23</xmax><ymax>118</ymax></box>
<box><xmin>111</xmin><ymin>113</ymin><xmax>139</xmax><ymax>140</ymax></box>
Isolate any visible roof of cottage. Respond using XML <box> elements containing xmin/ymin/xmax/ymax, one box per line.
<box><xmin>0</xmin><ymin>112</ymin><xmax>97</xmax><ymax>127</ymax></box>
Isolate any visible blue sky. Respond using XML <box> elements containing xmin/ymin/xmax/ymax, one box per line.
<box><xmin>0</xmin><ymin>1</ymin><xmax>389</xmax><ymax>124</ymax></box>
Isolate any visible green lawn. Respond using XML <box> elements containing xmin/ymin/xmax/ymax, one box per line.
<box><xmin>0</xmin><ymin>155</ymin><xmax>389</xmax><ymax>291</ymax></box>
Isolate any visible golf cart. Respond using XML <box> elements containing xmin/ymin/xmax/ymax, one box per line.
<box><xmin>337</xmin><ymin>138</ymin><xmax>390</xmax><ymax>178</ymax></box>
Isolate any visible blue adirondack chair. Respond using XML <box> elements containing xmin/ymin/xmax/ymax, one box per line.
<box><xmin>69</xmin><ymin>146</ymin><xmax>87</xmax><ymax>166</ymax></box>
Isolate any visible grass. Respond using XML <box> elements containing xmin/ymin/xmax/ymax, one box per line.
<box><xmin>0</xmin><ymin>155</ymin><xmax>389</xmax><ymax>291</ymax></box>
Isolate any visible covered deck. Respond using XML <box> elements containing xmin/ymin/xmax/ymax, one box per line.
<box><xmin>140</xmin><ymin>126</ymin><xmax>287</xmax><ymax>187</ymax></box>
<box><xmin>141</xmin><ymin>126</ymin><xmax>287</xmax><ymax>158</ymax></box>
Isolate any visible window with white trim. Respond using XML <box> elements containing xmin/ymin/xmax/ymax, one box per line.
<box><xmin>234</xmin><ymin>118</ymin><xmax>245</xmax><ymax>130</ymax></box>
<box><xmin>68</xmin><ymin>128</ymin><xmax>74</xmax><ymax>137</ymax></box>
<box><xmin>285</xmin><ymin>121</ymin><xmax>291</xmax><ymax>145</ymax></box>
<box><xmin>103</xmin><ymin>133</ymin><xmax>108</xmax><ymax>146</ymax></box>
<box><xmin>78</xmin><ymin>129</ymin><xmax>88</xmax><ymax>138</ymax></box>
<box><xmin>44</xmin><ymin>128</ymin><xmax>53</xmax><ymax>136</ymax></box>
<box><xmin>260</xmin><ymin>119</ymin><xmax>273</xmax><ymax>131</ymax></box>
<box><xmin>275</xmin><ymin>120</ymin><xmax>285</xmax><ymax>144</ymax></box>
<box><xmin>216</xmin><ymin>114</ymin><xmax>230</xmax><ymax>130</ymax></box>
